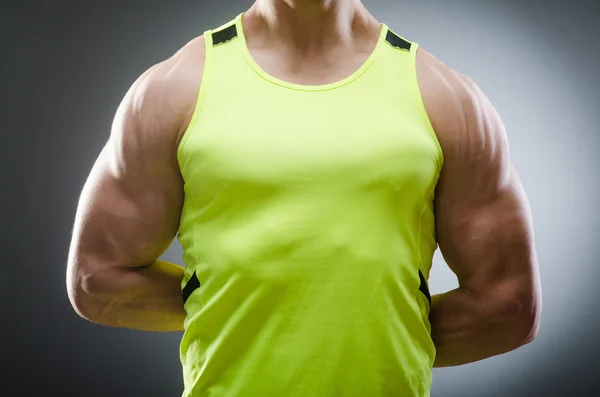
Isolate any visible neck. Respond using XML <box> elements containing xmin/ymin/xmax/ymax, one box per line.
<box><xmin>247</xmin><ymin>0</ymin><xmax>376</xmax><ymax>51</ymax></box>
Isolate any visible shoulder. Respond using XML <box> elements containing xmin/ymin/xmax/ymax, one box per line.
<box><xmin>415</xmin><ymin>47</ymin><xmax>505</xmax><ymax>158</ymax></box>
<box><xmin>118</xmin><ymin>35</ymin><xmax>208</xmax><ymax>147</ymax></box>
<box><xmin>416</xmin><ymin>47</ymin><xmax>511</xmax><ymax>200</ymax></box>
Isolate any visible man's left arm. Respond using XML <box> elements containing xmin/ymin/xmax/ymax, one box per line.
<box><xmin>418</xmin><ymin>49</ymin><xmax>543</xmax><ymax>367</ymax></box>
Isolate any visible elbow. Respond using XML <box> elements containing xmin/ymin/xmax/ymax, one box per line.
<box><xmin>66</xmin><ymin>261</ymin><xmax>104</xmax><ymax>322</ymax></box>
<box><xmin>509</xmin><ymin>308</ymin><xmax>540</xmax><ymax>349</ymax></box>
<box><xmin>67</xmin><ymin>270</ymin><xmax>93</xmax><ymax>321</ymax></box>
<box><xmin>497</xmin><ymin>288</ymin><xmax>542</xmax><ymax>349</ymax></box>
<box><xmin>516</xmin><ymin>297</ymin><xmax>541</xmax><ymax>346</ymax></box>
<box><xmin>67</xmin><ymin>287</ymin><xmax>94</xmax><ymax>321</ymax></box>
<box><xmin>516</xmin><ymin>278</ymin><xmax>543</xmax><ymax>346</ymax></box>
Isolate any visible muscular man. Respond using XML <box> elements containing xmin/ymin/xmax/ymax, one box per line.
<box><xmin>66</xmin><ymin>1</ymin><xmax>542</xmax><ymax>396</ymax></box>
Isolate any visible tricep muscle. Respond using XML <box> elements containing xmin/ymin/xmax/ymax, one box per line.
<box><xmin>67</xmin><ymin>61</ymin><xmax>190</xmax><ymax>300</ymax></box>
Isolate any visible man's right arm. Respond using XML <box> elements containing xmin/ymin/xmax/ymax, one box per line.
<box><xmin>66</xmin><ymin>37</ymin><xmax>206</xmax><ymax>332</ymax></box>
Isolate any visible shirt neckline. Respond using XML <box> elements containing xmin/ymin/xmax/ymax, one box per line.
<box><xmin>235</xmin><ymin>12</ymin><xmax>388</xmax><ymax>92</ymax></box>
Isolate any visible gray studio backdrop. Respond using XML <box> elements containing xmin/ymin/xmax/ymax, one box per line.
<box><xmin>4</xmin><ymin>1</ymin><xmax>599</xmax><ymax>396</ymax></box>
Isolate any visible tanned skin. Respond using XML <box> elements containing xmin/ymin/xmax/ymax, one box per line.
<box><xmin>66</xmin><ymin>37</ymin><xmax>207</xmax><ymax>332</ymax></box>
<box><xmin>66</xmin><ymin>0</ymin><xmax>541</xmax><ymax>366</ymax></box>
<box><xmin>417</xmin><ymin>50</ymin><xmax>542</xmax><ymax>366</ymax></box>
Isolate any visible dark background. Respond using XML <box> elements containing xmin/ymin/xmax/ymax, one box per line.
<box><xmin>3</xmin><ymin>1</ymin><xmax>599</xmax><ymax>396</ymax></box>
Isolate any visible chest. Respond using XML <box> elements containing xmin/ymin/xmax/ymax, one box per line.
<box><xmin>188</xmin><ymin>92</ymin><xmax>437</xmax><ymax>198</ymax></box>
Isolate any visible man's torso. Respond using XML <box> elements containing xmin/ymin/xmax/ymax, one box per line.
<box><xmin>154</xmin><ymin>12</ymin><xmax>460</xmax><ymax>397</ymax></box>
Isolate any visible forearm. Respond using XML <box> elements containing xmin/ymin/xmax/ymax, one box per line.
<box><xmin>75</xmin><ymin>259</ymin><xmax>186</xmax><ymax>332</ymax></box>
<box><xmin>429</xmin><ymin>287</ymin><xmax>533</xmax><ymax>367</ymax></box>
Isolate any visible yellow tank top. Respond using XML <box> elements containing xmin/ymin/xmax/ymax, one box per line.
<box><xmin>177</xmin><ymin>13</ymin><xmax>443</xmax><ymax>397</ymax></box>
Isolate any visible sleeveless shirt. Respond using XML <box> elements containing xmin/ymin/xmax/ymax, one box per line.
<box><xmin>176</xmin><ymin>13</ymin><xmax>443</xmax><ymax>397</ymax></box>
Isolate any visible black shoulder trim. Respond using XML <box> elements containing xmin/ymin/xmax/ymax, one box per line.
<box><xmin>386</xmin><ymin>30</ymin><xmax>412</xmax><ymax>52</ymax></box>
<box><xmin>182</xmin><ymin>271</ymin><xmax>201</xmax><ymax>305</ymax></box>
<box><xmin>418</xmin><ymin>269</ymin><xmax>432</xmax><ymax>306</ymax></box>
<box><xmin>212</xmin><ymin>24</ymin><xmax>238</xmax><ymax>46</ymax></box>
